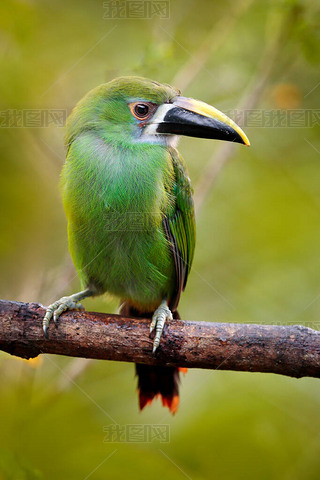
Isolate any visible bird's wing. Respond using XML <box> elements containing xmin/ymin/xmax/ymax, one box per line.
<box><xmin>163</xmin><ymin>148</ymin><xmax>196</xmax><ymax>311</ymax></box>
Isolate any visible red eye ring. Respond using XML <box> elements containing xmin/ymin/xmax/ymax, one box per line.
<box><xmin>129</xmin><ymin>102</ymin><xmax>157</xmax><ymax>122</ymax></box>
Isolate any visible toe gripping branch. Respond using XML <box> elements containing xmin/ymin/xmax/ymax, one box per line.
<box><xmin>42</xmin><ymin>289</ymin><xmax>92</xmax><ymax>338</ymax></box>
<box><xmin>149</xmin><ymin>300</ymin><xmax>173</xmax><ymax>353</ymax></box>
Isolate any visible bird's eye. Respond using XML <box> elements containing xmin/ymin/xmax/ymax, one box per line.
<box><xmin>129</xmin><ymin>102</ymin><xmax>156</xmax><ymax>122</ymax></box>
<box><xmin>134</xmin><ymin>104</ymin><xmax>149</xmax><ymax>118</ymax></box>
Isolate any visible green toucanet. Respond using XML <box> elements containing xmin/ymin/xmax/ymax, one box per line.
<box><xmin>43</xmin><ymin>76</ymin><xmax>249</xmax><ymax>413</ymax></box>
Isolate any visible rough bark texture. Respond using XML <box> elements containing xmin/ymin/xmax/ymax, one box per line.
<box><xmin>1</xmin><ymin>299</ymin><xmax>320</xmax><ymax>379</ymax></box>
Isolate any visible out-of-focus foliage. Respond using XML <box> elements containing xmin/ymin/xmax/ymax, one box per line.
<box><xmin>1</xmin><ymin>0</ymin><xmax>320</xmax><ymax>478</ymax></box>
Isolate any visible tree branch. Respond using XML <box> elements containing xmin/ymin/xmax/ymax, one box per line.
<box><xmin>1</xmin><ymin>299</ymin><xmax>320</xmax><ymax>379</ymax></box>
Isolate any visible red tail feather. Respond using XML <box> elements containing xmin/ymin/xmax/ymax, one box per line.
<box><xmin>136</xmin><ymin>364</ymin><xmax>185</xmax><ymax>415</ymax></box>
<box><xmin>120</xmin><ymin>302</ymin><xmax>186</xmax><ymax>414</ymax></box>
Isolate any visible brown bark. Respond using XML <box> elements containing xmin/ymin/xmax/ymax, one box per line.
<box><xmin>1</xmin><ymin>299</ymin><xmax>319</xmax><ymax>379</ymax></box>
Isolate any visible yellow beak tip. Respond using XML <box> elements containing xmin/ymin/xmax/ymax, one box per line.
<box><xmin>240</xmin><ymin>134</ymin><xmax>250</xmax><ymax>147</ymax></box>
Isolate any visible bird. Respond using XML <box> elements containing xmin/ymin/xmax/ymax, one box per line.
<box><xmin>43</xmin><ymin>76</ymin><xmax>249</xmax><ymax>414</ymax></box>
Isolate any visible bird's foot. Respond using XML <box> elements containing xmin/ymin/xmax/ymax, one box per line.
<box><xmin>43</xmin><ymin>295</ymin><xmax>84</xmax><ymax>339</ymax></box>
<box><xmin>149</xmin><ymin>301</ymin><xmax>173</xmax><ymax>353</ymax></box>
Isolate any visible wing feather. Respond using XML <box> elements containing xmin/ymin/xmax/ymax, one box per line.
<box><xmin>163</xmin><ymin>148</ymin><xmax>196</xmax><ymax>311</ymax></box>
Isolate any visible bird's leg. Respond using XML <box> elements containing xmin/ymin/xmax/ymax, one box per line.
<box><xmin>149</xmin><ymin>299</ymin><xmax>173</xmax><ymax>353</ymax></box>
<box><xmin>43</xmin><ymin>288</ymin><xmax>93</xmax><ymax>339</ymax></box>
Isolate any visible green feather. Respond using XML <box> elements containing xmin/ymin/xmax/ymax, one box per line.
<box><xmin>61</xmin><ymin>76</ymin><xmax>195</xmax><ymax>312</ymax></box>
<box><xmin>164</xmin><ymin>148</ymin><xmax>195</xmax><ymax>309</ymax></box>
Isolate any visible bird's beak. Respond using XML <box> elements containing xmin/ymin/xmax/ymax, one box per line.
<box><xmin>149</xmin><ymin>96</ymin><xmax>250</xmax><ymax>146</ymax></box>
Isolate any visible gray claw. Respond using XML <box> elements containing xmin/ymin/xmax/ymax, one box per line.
<box><xmin>42</xmin><ymin>297</ymin><xmax>83</xmax><ymax>338</ymax></box>
<box><xmin>150</xmin><ymin>302</ymin><xmax>173</xmax><ymax>353</ymax></box>
<box><xmin>43</xmin><ymin>324</ymin><xmax>49</xmax><ymax>340</ymax></box>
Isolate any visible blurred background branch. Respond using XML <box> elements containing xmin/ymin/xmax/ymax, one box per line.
<box><xmin>194</xmin><ymin>3</ymin><xmax>302</xmax><ymax>212</ymax></box>
<box><xmin>172</xmin><ymin>0</ymin><xmax>254</xmax><ymax>92</ymax></box>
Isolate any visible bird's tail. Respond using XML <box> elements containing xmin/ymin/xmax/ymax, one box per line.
<box><xmin>119</xmin><ymin>302</ymin><xmax>186</xmax><ymax>415</ymax></box>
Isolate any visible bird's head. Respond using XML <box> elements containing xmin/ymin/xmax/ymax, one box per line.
<box><xmin>67</xmin><ymin>76</ymin><xmax>250</xmax><ymax>148</ymax></box>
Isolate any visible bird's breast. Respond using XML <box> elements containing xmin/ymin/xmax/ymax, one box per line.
<box><xmin>63</xmin><ymin>134</ymin><xmax>175</xmax><ymax>235</ymax></box>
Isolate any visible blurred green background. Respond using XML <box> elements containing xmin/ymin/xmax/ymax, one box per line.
<box><xmin>1</xmin><ymin>0</ymin><xmax>320</xmax><ymax>478</ymax></box>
